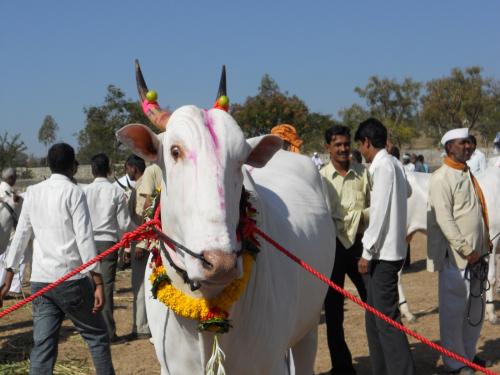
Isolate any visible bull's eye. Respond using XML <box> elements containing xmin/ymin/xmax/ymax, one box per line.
<box><xmin>170</xmin><ymin>145</ymin><xmax>182</xmax><ymax>161</ymax></box>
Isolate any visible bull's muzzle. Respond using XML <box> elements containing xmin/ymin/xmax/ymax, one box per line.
<box><xmin>201</xmin><ymin>250</ymin><xmax>238</xmax><ymax>283</ymax></box>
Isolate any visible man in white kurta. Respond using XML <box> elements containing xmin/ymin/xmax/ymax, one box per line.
<box><xmin>355</xmin><ymin>118</ymin><xmax>415</xmax><ymax>375</ymax></box>
<box><xmin>0</xmin><ymin>143</ymin><xmax>115</xmax><ymax>374</ymax></box>
<box><xmin>84</xmin><ymin>153</ymin><xmax>132</xmax><ymax>341</ymax></box>
<box><xmin>0</xmin><ymin>167</ymin><xmax>26</xmax><ymax>294</ymax></box>
<box><xmin>427</xmin><ymin>128</ymin><xmax>491</xmax><ymax>375</ymax></box>
<box><xmin>466</xmin><ymin>135</ymin><xmax>487</xmax><ymax>175</ymax></box>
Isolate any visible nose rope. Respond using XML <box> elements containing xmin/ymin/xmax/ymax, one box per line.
<box><xmin>155</xmin><ymin>232</ymin><xmax>202</xmax><ymax>291</ymax></box>
<box><xmin>151</xmin><ymin>186</ymin><xmax>251</xmax><ymax>291</ymax></box>
<box><xmin>152</xmin><ymin>226</ymin><xmax>213</xmax><ymax>268</ymax></box>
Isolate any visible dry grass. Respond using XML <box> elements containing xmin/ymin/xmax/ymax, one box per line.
<box><xmin>0</xmin><ymin>360</ymin><xmax>91</xmax><ymax>375</ymax></box>
<box><xmin>1</xmin><ymin>233</ymin><xmax>499</xmax><ymax>374</ymax></box>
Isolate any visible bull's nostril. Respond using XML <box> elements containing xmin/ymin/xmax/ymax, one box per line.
<box><xmin>202</xmin><ymin>259</ymin><xmax>213</xmax><ymax>270</ymax></box>
<box><xmin>202</xmin><ymin>250</ymin><xmax>237</xmax><ymax>278</ymax></box>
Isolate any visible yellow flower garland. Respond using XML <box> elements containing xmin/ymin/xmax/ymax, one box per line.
<box><xmin>149</xmin><ymin>252</ymin><xmax>254</xmax><ymax>324</ymax></box>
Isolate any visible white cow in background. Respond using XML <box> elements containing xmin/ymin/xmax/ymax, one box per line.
<box><xmin>400</xmin><ymin>168</ymin><xmax>500</xmax><ymax>324</ymax></box>
<box><xmin>488</xmin><ymin>156</ymin><xmax>500</xmax><ymax>168</ymax></box>
<box><xmin>115</xmin><ymin>62</ymin><xmax>335</xmax><ymax>374</ymax></box>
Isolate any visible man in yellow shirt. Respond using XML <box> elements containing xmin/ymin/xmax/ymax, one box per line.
<box><xmin>428</xmin><ymin>128</ymin><xmax>491</xmax><ymax>375</ymax></box>
<box><xmin>320</xmin><ymin>125</ymin><xmax>370</xmax><ymax>375</ymax></box>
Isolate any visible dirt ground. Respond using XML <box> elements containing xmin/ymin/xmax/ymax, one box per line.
<box><xmin>1</xmin><ymin>233</ymin><xmax>499</xmax><ymax>374</ymax></box>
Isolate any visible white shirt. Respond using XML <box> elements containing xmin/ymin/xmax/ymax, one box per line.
<box><xmin>466</xmin><ymin>149</ymin><xmax>487</xmax><ymax>175</ymax></box>
<box><xmin>362</xmin><ymin>149</ymin><xmax>409</xmax><ymax>261</ymax></box>
<box><xmin>4</xmin><ymin>174</ymin><xmax>100</xmax><ymax>282</ymax></box>
<box><xmin>403</xmin><ymin>162</ymin><xmax>415</xmax><ymax>173</ymax></box>
<box><xmin>311</xmin><ymin>155</ymin><xmax>323</xmax><ymax>169</ymax></box>
<box><xmin>83</xmin><ymin>177</ymin><xmax>131</xmax><ymax>242</ymax></box>
<box><xmin>113</xmin><ymin>174</ymin><xmax>136</xmax><ymax>190</ymax></box>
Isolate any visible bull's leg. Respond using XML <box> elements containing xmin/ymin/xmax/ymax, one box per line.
<box><xmin>290</xmin><ymin>327</ymin><xmax>318</xmax><ymax>375</ymax></box>
<box><xmin>145</xmin><ymin>255</ymin><xmax>170</xmax><ymax>374</ymax></box>
<box><xmin>485</xmin><ymin>252</ymin><xmax>498</xmax><ymax>324</ymax></box>
<box><xmin>398</xmin><ymin>269</ymin><xmax>416</xmax><ymax>322</ymax></box>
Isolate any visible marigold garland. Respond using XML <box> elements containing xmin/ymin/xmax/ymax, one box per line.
<box><xmin>149</xmin><ymin>252</ymin><xmax>254</xmax><ymax>333</ymax></box>
<box><xmin>148</xmin><ymin>188</ymin><xmax>259</xmax><ymax>333</ymax></box>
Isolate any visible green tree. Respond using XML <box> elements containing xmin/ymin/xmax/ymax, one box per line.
<box><xmin>77</xmin><ymin>85</ymin><xmax>151</xmax><ymax>163</ymax></box>
<box><xmin>301</xmin><ymin>112</ymin><xmax>339</xmax><ymax>153</ymax></box>
<box><xmin>38</xmin><ymin>115</ymin><xmax>59</xmax><ymax>151</ymax></box>
<box><xmin>421</xmin><ymin>67</ymin><xmax>494</xmax><ymax>142</ymax></box>
<box><xmin>352</xmin><ymin>76</ymin><xmax>421</xmax><ymax>147</ymax></box>
<box><xmin>482</xmin><ymin>80</ymin><xmax>500</xmax><ymax>142</ymax></box>
<box><xmin>231</xmin><ymin>74</ymin><xmax>340</xmax><ymax>152</ymax></box>
<box><xmin>231</xmin><ymin>75</ymin><xmax>310</xmax><ymax>138</ymax></box>
<box><xmin>338</xmin><ymin>104</ymin><xmax>370</xmax><ymax>130</ymax></box>
<box><xmin>0</xmin><ymin>132</ymin><xmax>27</xmax><ymax>171</ymax></box>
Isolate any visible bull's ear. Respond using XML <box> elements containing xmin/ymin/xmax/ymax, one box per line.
<box><xmin>116</xmin><ymin>124</ymin><xmax>161</xmax><ymax>161</ymax></box>
<box><xmin>245</xmin><ymin>135</ymin><xmax>282</xmax><ymax>168</ymax></box>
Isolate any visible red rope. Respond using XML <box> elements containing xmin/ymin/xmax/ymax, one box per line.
<box><xmin>0</xmin><ymin>219</ymin><xmax>160</xmax><ymax>319</ymax></box>
<box><xmin>0</xmin><ymin>212</ymin><xmax>496</xmax><ymax>374</ymax></box>
<box><xmin>250</xmin><ymin>225</ymin><xmax>497</xmax><ymax>375</ymax></box>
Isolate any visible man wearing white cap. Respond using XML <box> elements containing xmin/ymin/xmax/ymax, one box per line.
<box><xmin>427</xmin><ymin>128</ymin><xmax>491</xmax><ymax>374</ymax></box>
<box><xmin>311</xmin><ymin>152</ymin><xmax>323</xmax><ymax>170</ymax></box>
<box><xmin>0</xmin><ymin>167</ymin><xmax>26</xmax><ymax>296</ymax></box>
<box><xmin>0</xmin><ymin>168</ymin><xmax>17</xmax><ymax>199</ymax></box>
<box><xmin>402</xmin><ymin>154</ymin><xmax>415</xmax><ymax>173</ymax></box>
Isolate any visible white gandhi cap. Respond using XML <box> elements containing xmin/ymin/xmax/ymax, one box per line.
<box><xmin>440</xmin><ymin>128</ymin><xmax>469</xmax><ymax>146</ymax></box>
<box><xmin>1</xmin><ymin>167</ymin><xmax>16</xmax><ymax>180</ymax></box>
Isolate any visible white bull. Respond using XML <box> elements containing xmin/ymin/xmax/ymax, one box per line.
<box><xmin>116</xmin><ymin>63</ymin><xmax>335</xmax><ymax>374</ymax></box>
<box><xmin>400</xmin><ymin>168</ymin><xmax>500</xmax><ymax>324</ymax></box>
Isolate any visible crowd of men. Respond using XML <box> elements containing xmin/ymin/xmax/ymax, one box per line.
<box><xmin>0</xmin><ymin>144</ymin><xmax>163</xmax><ymax>374</ymax></box>
<box><xmin>319</xmin><ymin>121</ymin><xmax>493</xmax><ymax>375</ymax></box>
<box><xmin>0</xmin><ymin>118</ymin><xmax>496</xmax><ymax>375</ymax></box>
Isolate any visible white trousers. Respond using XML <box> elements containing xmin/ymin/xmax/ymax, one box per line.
<box><xmin>439</xmin><ymin>257</ymin><xmax>484</xmax><ymax>371</ymax></box>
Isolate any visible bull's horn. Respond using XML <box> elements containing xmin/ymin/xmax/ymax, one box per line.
<box><xmin>213</xmin><ymin>65</ymin><xmax>229</xmax><ymax>111</ymax></box>
<box><xmin>135</xmin><ymin>59</ymin><xmax>170</xmax><ymax>131</ymax></box>
<box><xmin>135</xmin><ymin>59</ymin><xmax>149</xmax><ymax>102</ymax></box>
<box><xmin>216</xmin><ymin>65</ymin><xmax>227</xmax><ymax>99</ymax></box>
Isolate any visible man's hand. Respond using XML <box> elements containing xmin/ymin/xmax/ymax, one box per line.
<box><xmin>13</xmin><ymin>192</ymin><xmax>21</xmax><ymax>204</ymax></box>
<box><xmin>93</xmin><ymin>284</ymin><xmax>105</xmax><ymax>314</ymax></box>
<box><xmin>0</xmin><ymin>283</ymin><xmax>8</xmax><ymax>308</ymax></box>
<box><xmin>466</xmin><ymin>250</ymin><xmax>480</xmax><ymax>265</ymax></box>
<box><xmin>358</xmin><ymin>257</ymin><xmax>370</xmax><ymax>274</ymax></box>
<box><xmin>0</xmin><ymin>270</ymin><xmax>15</xmax><ymax>307</ymax></box>
<box><xmin>135</xmin><ymin>247</ymin><xmax>147</xmax><ymax>260</ymax></box>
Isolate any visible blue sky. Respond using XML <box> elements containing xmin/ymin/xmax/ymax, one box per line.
<box><xmin>1</xmin><ymin>1</ymin><xmax>499</xmax><ymax>156</ymax></box>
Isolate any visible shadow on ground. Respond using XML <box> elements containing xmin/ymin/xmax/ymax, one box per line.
<box><xmin>0</xmin><ymin>322</ymin><xmax>77</xmax><ymax>363</ymax></box>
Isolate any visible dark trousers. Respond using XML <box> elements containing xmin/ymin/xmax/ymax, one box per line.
<box><xmin>324</xmin><ymin>236</ymin><xmax>367</xmax><ymax>373</ymax></box>
<box><xmin>30</xmin><ymin>278</ymin><xmax>114</xmax><ymax>375</ymax></box>
<box><xmin>403</xmin><ymin>244</ymin><xmax>411</xmax><ymax>269</ymax></box>
<box><xmin>365</xmin><ymin>259</ymin><xmax>415</xmax><ymax>375</ymax></box>
<box><xmin>96</xmin><ymin>241</ymin><xmax>119</xmax><ymax>338</ymax></box>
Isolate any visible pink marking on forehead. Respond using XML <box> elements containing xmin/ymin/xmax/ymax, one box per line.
<box><xmin>217</xmin><ymin>185</ymin><xmax>224</xmax><ymax>198</ymax></box>
<box><xmin>187</xmin><ymin>150</ymin><xmax>198</xmax><ymax>164</ymax></box>
<box><xmin>217</xmin><ymin>185</ymin><xmax>226</xmax><ymax>211</ymax></box>
<box><xmin>203</xmin><ymin>110</ymin><xmax>219</xmax><ymax>151</ymax></box>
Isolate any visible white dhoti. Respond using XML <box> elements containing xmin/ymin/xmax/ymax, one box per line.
<box><xmin>439</xmin><ymin>257</ymin><xmax>485</xmax><ymax>371</ymax></box>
